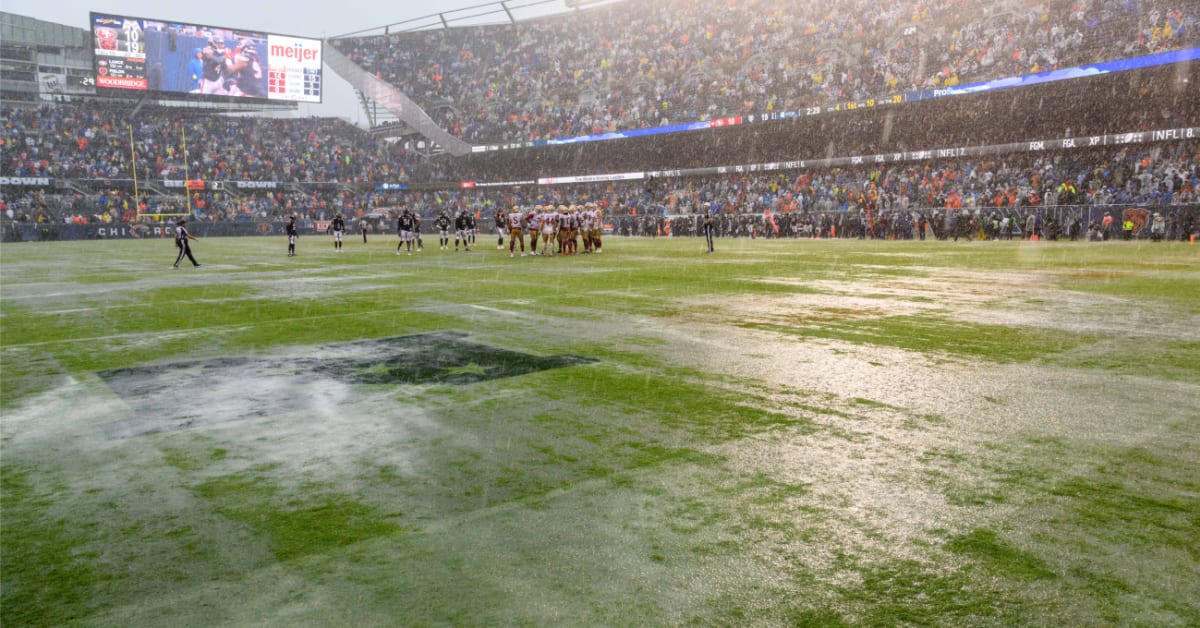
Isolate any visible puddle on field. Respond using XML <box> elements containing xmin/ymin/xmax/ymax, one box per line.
<box><xmin>98</xmin><ymin>332</ymin><xmax>596</xmax><ymax>439</ymax></box>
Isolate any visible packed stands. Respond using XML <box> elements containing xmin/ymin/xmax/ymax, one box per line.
<box><xmin>332</xmin><ymin>0</ymin><xmax>1199</xmax><ymax>144</ymax></box>
<box><xmin>1</xmin><ymin>103</ymin><xmax>443</xmax><ymax>184</ymax></box>
<box><xmin>441</xmin><ymin>61</ymin><xmax>1199</xmax><ymax>181</ymax></box>
<box><xmin>3</xmin><ymin>1</ymin><xmax>1199</xmax><ymax>242</ymax></box>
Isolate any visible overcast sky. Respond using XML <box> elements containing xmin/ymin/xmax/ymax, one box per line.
<box><xmin>4</xmin><ymin>0</ymin><xmax>574</xmax><ymax>123</ymax></box>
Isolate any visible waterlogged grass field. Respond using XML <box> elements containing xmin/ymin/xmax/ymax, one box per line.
<box><xmin>2</xmin><ymin>235</ymin><xmax>1198</xmax><ymax>626</ymax></box>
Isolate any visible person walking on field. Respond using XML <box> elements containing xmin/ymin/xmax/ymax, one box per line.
<box><xmin>173</xmin><ymin>219</ymin><xmax>201</xmax><ymax>268</ymax></box>
<box><xmin>412</xmin><ymin>211</ymin><xmax>424</xmax><ymax>252</ymax></box>
<box><xmin>454</xmin><ymin>210</ymin><xmax>472</xmax><ymax>251</ymax></box>
<box><xmin>286</xmin><ymin>215</ymin><xmax>299</xmax><ymax>256</ymax></box>
<box><xmin>1150</xmin><ymin>212</ymin><xmax>1166</xmax><ymax>242</ymax></box>
<box><xmin>397</xmin><ymin>208</ymin><xmax>417</xmax><ymax>255</ymax></box>
<box><xmin>330</xmin><ymin>213</ymin><xmax>345</xmax><ymax>251</ymax></box>
<box><xmin>494</xmin><ymin>209</ymin><xmax>506</xmax><ymax>249</ymax></box>
<box><xmin>434</xmin><ymin>211</ymin><xmax>452</xmax><ymax>250</ymax></box>
<box><xmin>703</xmin><ymin>212</ymin><xmax>715</xmax><ymax>253</ymax></box>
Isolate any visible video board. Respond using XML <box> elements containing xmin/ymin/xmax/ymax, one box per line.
<box><xmin>90</xmin><ymin>12</ymin><xmax>322</xmax><ymax>103</ymax></box>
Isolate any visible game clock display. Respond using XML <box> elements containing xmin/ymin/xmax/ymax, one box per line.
<box><xmin>268</xmin><ymin>68</ymin><xmax>322</xmax><ymax>99</ymax></box>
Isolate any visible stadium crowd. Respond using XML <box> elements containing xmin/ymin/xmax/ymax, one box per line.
<box><xmin>3</xmin><ymin>61</ymin><xmax>1194</xmax><ymax>195</ymax></box>
<box><xmin>332</xmin><ymin>0</ymin><xmax>1199</xmax><ymax>144</ymax></box>
<box><xmin>442</xmin><ymin>61</ymin><xmax>1199</xmax><ymax>181</ymax></box>
<box><xmin>5</xmin><ymin>135</ymin><xmax>1197</xmax><ymax>244</ymax></box>
<box><xmin>3</xmin><ymin>2</ymin><xmax>1198</xmax><ymax>241</ymax></box>
<box><xmin>0</xmin><ymin>102</ymin><xmax>443</xmax><ymax>184</ymax></box>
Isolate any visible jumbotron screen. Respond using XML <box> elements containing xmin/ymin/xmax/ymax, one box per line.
<box><xmin>90</xmin><ymin>12</ymin><xmax>322</xmax><ymax>103</ymax></box>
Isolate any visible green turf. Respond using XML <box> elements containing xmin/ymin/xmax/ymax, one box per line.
<box><xmin>2</xmin><ymin>236</ymin><xmax>1198</xmax><ymax>626</ymax></box>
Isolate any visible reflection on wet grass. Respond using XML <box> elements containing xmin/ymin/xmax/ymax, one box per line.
<box><xmin>833</xmin><ymin>557</ymin><xmax>1035</xmax><ymax>625</ymax></box>
<box><xmin>1058</xmin><ymin>275</ymin><xmax>1200</xmax><ymax>314</ymax></box>
<box><xmin>0</xmin><ymin>466</ymin><xmax>101</xmax><ymax>628</ymax></box>
<box><xmin>1052</xmin><ymin>338</ymin><xmax>1200</xmax><ymax>384</ymax></box>
<box><xmin>946</xmin><ymin>528</ymin><xmax>1057</xmax><ymax>580</ymax></box>
<box><xmin>2</xmin><ymin>237</ymin><xmax>1198</xmax><ymax>625</ymax></box>
<box><xmin>747</xmin><ymin>315</ymin><xmax>1095</xmax><ymax>362</ymax></box>
<box><xmin>193</xmin><ymin>466</ymin><xmax>403</xmax><ymax>562</ymax></box>
<box><xmin>923</xmin><ymin>437</ymin><xmax>1200</xmax><ymax>624</ymax></box>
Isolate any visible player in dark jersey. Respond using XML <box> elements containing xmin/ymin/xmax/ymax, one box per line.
<box><xmin>286</xmin><ymin>215</ymin><xmax>298</xmax><ymax>256</ymax></box>
<box><xmin>702</xmin><ymin>213</ymin><xmax>715</xmax><ymax>253</ymax></box>
<box><xmin>412</xmin><ymin>211</ymin><xmax>424</xmax><ymax>252</ymax></box>
<box><xmin>200</xmin><ymin>39</ymin><xmax>228</xmax><ymax>95</ymax></box>
<box><xmin>494</xmin><ymin>209</ymin><xmax>506</xmax><ymax>249</ymax></box>
<box><xmin>454</xmin><ymin>211</ymin><xmax>472</xmax><ymax>251</ymax></box>
<box><xmin>225</xmin><ymin>39</ymin><xmax>264</xmax><ymax>98</ymax></box>
<box><xmin>434</xmin><ymin>212</ymin><xmax>451</xmax><ymax>250</ymax></box>
<box><xmin>329</xmin><ymin>213</ymin><xmax>345</xmax><ymax>251</ymax></box>
<box><xmin>466</xmin><ymin>212</ymin><xmax>477</xmax><ymax>245</ymax></box>
<box><xmin>397</xmin><ymin>209</ymin><xmax>416</xmax><ymax>255</ymax></box>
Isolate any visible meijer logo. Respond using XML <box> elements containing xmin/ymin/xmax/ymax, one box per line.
<box><xmin>270</xmin><ymin>43</ymin><xmax>319</xmax><ymax>62</ymax></box>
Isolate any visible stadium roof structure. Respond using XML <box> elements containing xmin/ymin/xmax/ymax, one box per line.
<box><xmin>329</xmin><ymin>0</ymin><xmax>624</xmax><ymax>38</ymax></box>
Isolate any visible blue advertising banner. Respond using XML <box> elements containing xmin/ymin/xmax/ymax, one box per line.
<box><xmin>904</xmin><ymin>47</ymin><xmax>1200</xmax><ymax>102</ymax></box>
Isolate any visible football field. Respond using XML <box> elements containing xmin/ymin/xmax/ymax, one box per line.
<box><xmin>2</xmin><ymin>234</ymin><xmax>1198</xmax><ymax>626</ymax></box>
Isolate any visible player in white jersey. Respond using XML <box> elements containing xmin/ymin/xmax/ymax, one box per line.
<box><xmin>566</xmin><ymin>205</ymin><xmax>581</xmax><ymax>255</ymax></box>
<box><xmin>524</xmin><ymin>208</ymin><xmax>542</xmax><ymax>255</ymax></box>
<box><xmin>590</xmin><ymin>204</ymin><xmax>604</xmax><ymax>253</ymax></box>
<box><xmin>554</xmin><ymin>205</ymin><xmax>569</xmax><ymax>255</ymax></box>
<box><xmin>537</xmin><ymin>206</ymin><xmax>557</xmax><ymax>256</ymax></box>
<box><xmin>580</xmin><ymin>204</ymin><xmax>596</xmax><ymax>253</ymax></box>
<box><xmin>507</xmin><ymin>205</ymin><xmax>526</xmax><ymax>257</ymax></box>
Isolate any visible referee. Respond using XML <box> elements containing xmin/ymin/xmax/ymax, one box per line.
<box><xmin>172</xmin><ymin>219</ymin><xmax>201</xmax><ymax>268</ymax></box>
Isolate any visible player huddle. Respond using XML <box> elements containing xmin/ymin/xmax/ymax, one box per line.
<box><xmin>498</xmin><ymin>203</ymin><xmax>604</xmax><ymax>257</ymax></box>
<box><xmin>299</xmin><ymin>206</ymin><xmax>607</xmax><ymax>258</ymax></box>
